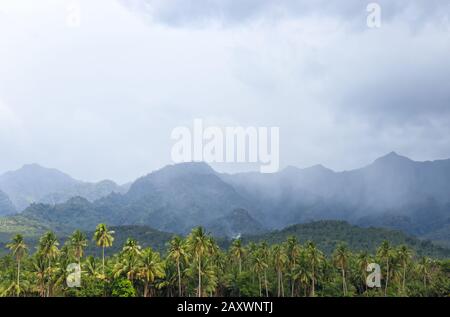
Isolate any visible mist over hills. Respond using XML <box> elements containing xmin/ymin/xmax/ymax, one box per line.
<box><xmin>0</xmin><ymin>152</ymin><xmax>449</xmax><ymax>247</ymax></box>
<box><xmin>0</xmin><ymin>190</ymin><xmax>15</xmax><ymax>216</ymax></box>
<box><xmin>0</xmin><ymin>164</ymin><xmax>128</xmax><ymax>212</ymax></box>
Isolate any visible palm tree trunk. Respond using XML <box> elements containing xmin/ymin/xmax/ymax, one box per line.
<box><xmin>341</xmin><ymin>268</ymin><xmax>346</xmax><ymax>296</ymax></box>
<box><xmin>102</xmin><ymin>246</ymin><xmax>105</xmax><ymax>275</ymax></box>
<box><xmin>258</xmin><ymin>274</ymin><xmax>262</xmax><ymax>297</ymax></box>
<box><xmin>177</xmin><ymin>260</ymin><xmax>182</xmax><ymax>296</ymax></box>
<box><xmin>17</xmin><ymin>260</ymin><xmax>20</xmax><ymax>288</ymax></box>
<box><xmin>311</xmin><ymin>261</ymin><xmax>315</xmax><ymax>297</ymax></box>
<box><xmin>264</xmin><ymin>270</ymin><xmax>268</xmax><ymax>297</ymax></box>
<box><xmin>291</xmin><ymin>278</ymin><xmax>295</xmax><ymax>297</ymax></box>
<box><xmin>384</xmin><ymin>259</ymin><xmax>389</xmax><ymax>296</ymax></box>
<box><xmin>198</xmin><ymin>255</ymin><xmax>202</xmax><ymax>297</ymax></box>
<box><xmin>402</xmin><ymin>264</ymin><xmax>406</xmax><ymax>293</ymax></box>
<box><xmin>47</xmin><ymin>259</ymin><xmax>51</xmax><ymax>297</ymax></box>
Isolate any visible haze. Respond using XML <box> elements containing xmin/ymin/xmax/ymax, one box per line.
<box><xmin>0</xmin><ymin>0</ymin><xmax>449</xmax><ymax>183</ymax></box>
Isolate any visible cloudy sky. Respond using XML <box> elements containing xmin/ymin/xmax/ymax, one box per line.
<box><xmin>0</xmin><ymin>0</ymin><xmax>449</xmax><ymax>183</ymax></box>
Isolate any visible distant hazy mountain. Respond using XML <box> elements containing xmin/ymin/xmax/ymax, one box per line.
<box><xmin>222</xmin><ymin>152</ymin><xmax>450</xmax><ymax>236</ymax></box>
<box><xmin>0</xmin><ymin>190</ymin><xmax>15</xmax><ymax>216</ymax></box>
<box><xmin>205</xmin><ymin>208</ymin><xmax>266</xmax><ymax>238</ymax></box>
<box><xmin>0</xmin><ymin>153</ymin><xmax>449</xmax><ymax>243</ymax></box>
<box><xmin>0</xmin><ymin>164</ymin><xmax>127</xmax><ymax>211</ymax></box>
<box><xmin>39</xmin><ymin>180</ymin><xmax>126</xmax><ymax>205</ymax></box>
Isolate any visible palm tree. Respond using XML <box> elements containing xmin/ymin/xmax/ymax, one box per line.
<box><xmin>259</xmin><ymin>242</ymin><xmax>270</xmax><ymax>297</ymax></box>
<box><xmin>377</xmin><ymin>241</ymin><xmax>393</xmax><ymax>296</ymax></box>
<box><xmin>93</xmin><ymin>224</ymin><xmax>115</xmax><ymax>276</ymax></box>
<box><xmin>6</xmin><ymin>234</ymin><xmax>28</xmax><ymax>296</ymax></box>
<box><xmin>305</xmin><ymin>241</ymin><xmax>322</xmax><ymax>297</ymax></box>
<box><xmin>285</xmin><ymin>236</ymin><xmax>301</xmax><ymax>297</ymax></box>
<box><xmin>38</xmin><ymin>232</ymin><xmax>60</xmax><ymax>297</ymax></box>
<box><xmin>113</xmin><ymin>253</ymin><xmax>140</xmax><ymax>283</ymax></box>
<box><xmin>293</xmin><ymin>257</ymin><xmax>311</xmax><ymax>297</ymax></box>
<box><xmin>272</xmin><ymin>244</ymin><xmax>287</xmax><ymax>297</ymax></box>
<box><xmin>356</xmin><ymin>251</ymin><xmax>371</xmax><ymax>294</ymax></box>
<box><xmin>32</xmin><ymin>254</ymin><xmax>47</xmax><ymax>297</ymax></box>
<box><xmin>168</xmin><ymin>236</ymin><xmax>187</xmax><ymax>296</ymax></box>
<box><xmin>69</xmin><ymin>230</ymin><xmax>88</xmax><ymax>266</ymax></box>
<box><xmin>416</xmin><ymin>256</ymin><xmax>432</xmax><ymax>289</ymax></box>
<box><xmin>186</xmin><ymin>227</ymin><xmax>211</xmax><ymax>297</ymax></box>
<box><xmin>251</xmin><ymin>255</ymin><xmax>267</xmax><ymax>297</ymax></box>
<box><xmin>122</xmin><ymin>238</ymin><xmax>142</xmax><ymax>258</ymax></box>
<box><xmin>230</xmin><ymin>239</ymin><xmax>245</xmax><ymax>274</ymax></box>
<box><xmin>139</xmin><ymin>248</ymin><xmax>165</xmax><ymax>297</ymax></box>
<box><xmin>397</xmin><ymin>245</ymin><xmax>412</xmax><ymax>293</ymax></box>
<box><xmin>333</xmin><ymin>243</ymin><xmax>350</xmax><ymax>296</ymax></box>
<box><xmin>85</xmin><ymin>255</ymin><xmax>101</xmax><ymax>279</ymax></box>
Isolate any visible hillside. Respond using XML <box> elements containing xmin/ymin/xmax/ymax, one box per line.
<box><xmin>1</xmin><ymin>221</ymin><xmax>448</xmax><ymax>260</ymax></box>
<box><xmin>205</xmin><ymin>208</ymin><xmax>267</xmax><ymax>238</ymax></box>
<box><xmin>0</xmin><ymin>190</ymin><xmax>15</xmax><ymax>216</ymax></box>
<box><xmin>0</xmin><ymin>153</ymin><xmax>449</xmax><ymax>244</ymax></box>
<box><xmin>243</xmin><ymin>220</ymin><xmax>450</xmax><ymax>259</ymax></box>
<box><xmin>0</xmin><ymin>164</ymin><xmax>126</xmax><ymax>211</ymax></box>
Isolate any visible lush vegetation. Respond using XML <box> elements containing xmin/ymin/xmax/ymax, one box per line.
<box><xmin>0</xmin><ymin>224</ymin><xmax>449</xmax><ymax>297</ymax></box>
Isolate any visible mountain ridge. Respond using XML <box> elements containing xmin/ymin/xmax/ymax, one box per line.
<box><xmin>0</xmin><ymin>152</ymin><xmax>449</xmax><ymax>244</ymax></box>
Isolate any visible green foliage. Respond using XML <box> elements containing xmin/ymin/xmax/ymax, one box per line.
<box><xmin>0</xmin><ymin>224</ymin><xmax>448</xmax><ymax>298</ymax></box>
<box><xmin>111</xmin><ymin>278</ymin><xmax>136</xmax><ymax>297</ymax></box>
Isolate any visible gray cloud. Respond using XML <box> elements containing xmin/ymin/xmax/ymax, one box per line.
<box><xmin>0</xmin><ymin>0</ymin><xmax>449</xmax><ymax>182</ymax></box>
<box><xmin>120</xmin><ymin>0</ymin><xmax>450</xmax><ymax>28</ymax></box>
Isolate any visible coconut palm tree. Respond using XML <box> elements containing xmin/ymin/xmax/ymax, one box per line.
<box><xmin>113</xmin><ymin>253</ymin><xmax>140</xmax><ymax>283</ymax></box>
<box><xmin>122</xmin><ymin>238</ymin><xmax>142</xmax><ymax>258</ymax></box>
<box><xmin>285</xmin><ymin>236</ymin><xmax>301</xmax><ymax>297</ymax></box>
<box><xmin>377</xmin><ymin>241</ymin><xmax>393</xmax><ymax>296</ymax></box>
<box><xmin>397</xmin><ymin>245</ymin><xmax>412</xmax><ymax>293</ymax></box>
<box><xmin>139</xmin><ymin>248</ymin><xmax>165</xmax><ymax>297</ymax></box>
<box><xmin>168</xmin><ymin>236</ymin><xmax>187</xmax><ymax>296</ymax></box>
<box><xmin>230</xmin><ymin>239</ymin><xmax>245</xmax><ymax>274</ymax></box>
<box><xmin>356</xmin><ymin>251</ymin><xmax>371</xmax><ymax>294</ymax></box>
<box><xmin>6</xmin><ymin>234</ymin><xmax>28</xmax><ymax>296</ymax></box>
<box><xmin>305</xmin><ymin>241</ymin><xmax>323</xmax><ymax>297</ymax></box>
<box><xmin>272</xmin><ymin>244</ymin><xmax>287</xmax><ymax>297</ymax></box>
<box><xmin>333</xmin><ymin>243</ymin><xmax>350</xmax><ymax>296</ymax></box>
<box><xmin>258</xmin><ymin>242</ymin><xmax>270</xmax><ymax>297</ymax></box>
<box><xmin>38</xmin><ymin>232</ymin><xmax>60</xmax><ymax>297</ymax></box>
<box><xmin>68</xmin><ymin>230</ymin><xmax>88</xmax><ymax>266</ymax></box>
<box><xmin>186</xmin><ymin>227</ymin><xmax>211</xmax><ymax>297</ymax></box>
<box><xmin>85</xmin><ymin>255</ymin><xmax>101</xmax><ymax>279</ymax></box>
<box><xmin>416</xmin><ymin>256</ymin><xmax>432</xmax><ymax>289</ymax></box>
<box><xmin>93</xmin><ymin>224</ymin><xmax>115</xmax><ymax>276</ymax></box>
<box><xmin>293</xmin><ymin>256</ymin><xmax>311</xmax><ymax>297</ymax></box>
<box><xmin>251</xmin><ymin>255</ymin><xmax>267</xmax><ymax>297</ymax></box>
<box><xmin>32</xmin><ymin>254</ymin><xmax>47</xmax><ymax>297</ymax></box>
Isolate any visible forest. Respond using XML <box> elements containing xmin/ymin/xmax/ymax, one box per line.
<box><xmin>0</xmin><ymin>224</ymin><xmax>449</xmax><ymax>297</ymax></box>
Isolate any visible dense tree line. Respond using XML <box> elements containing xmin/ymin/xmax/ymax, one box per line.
<box><xmin>0</xmin><ymin>224</ymin><xmax>449</xmax><ymax>297</ymax></box>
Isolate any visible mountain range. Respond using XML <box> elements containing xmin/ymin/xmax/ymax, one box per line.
<box><xmin>0</xmin><ymin>152</ymin><xmax>449</xmax><ymax>248</ymax></box>
<box><xmin>0</xmin><ymin>164</ymin><xmax>128</xmax><ymax>213</ymax></box>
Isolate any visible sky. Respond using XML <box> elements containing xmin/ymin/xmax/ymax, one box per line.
<box><xmin>0</xmin><ymin>0</ymin><xmax>449</xmax><ymax>184</ymax></box>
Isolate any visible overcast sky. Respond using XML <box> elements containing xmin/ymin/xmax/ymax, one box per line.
<box><xmin>0</xmin><ymin>0</ymin><xmax>449</xmax><ymax>183</ymax></box>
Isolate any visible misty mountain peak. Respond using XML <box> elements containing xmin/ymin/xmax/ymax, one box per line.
<box><xmin>154</xmin><ymin>161</ymin><xmax>216</xmax><ymax>177</ymax></box>
<box><xmin>373</xmin><ymin>152</ymin><xmax>413</xmax><ymax>166</ymax></box>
